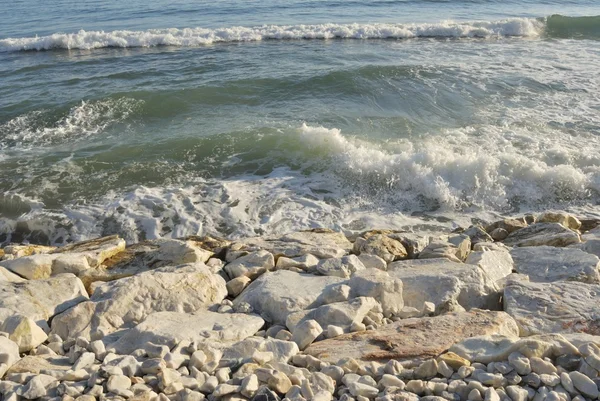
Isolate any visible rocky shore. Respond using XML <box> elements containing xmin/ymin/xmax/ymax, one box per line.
<box><xmin>1</xmin><ymin>211</ymin><xmax>600</xmax><ymax>401</ymax></box>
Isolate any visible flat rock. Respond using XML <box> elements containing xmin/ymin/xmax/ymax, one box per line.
<box><xmin>238</xmin><ymin>229</ymin><xmax>352</xmax><ymax>259</ymax></box>
<box><xmin>316</xmin><ymin>255</ymin><xmax>365</xmax><ymax>278</ymax></box>
<box><xmin>503</xmin><ymin>223</ymin><xmax>580</xmax><ymax>247</ymax></box>
<box><xmin>51</xmin><ymin>235</ymin><xmax>126</xmax><ymax>267</ymax></box>
<box><xmin>50</xmin><ymin>263</ymin><xmax>227</xmax><ymax>341</ymax></box>
<box><xmin>2</xmin><ymin>244</ymin><xmax>55</xmax><ymax>258</ymax></box>
<box><xmin>233</xmin><ymin>271</ymin><xmax>345</xmax><ymax>325</ymax></box>
<box><xmin>304</xmin><ymin>310</ymin><xmax>519</xmax><ymax>365</ymax></box>
<box><xmin>6</xmin><ymin>355</ymin><xmax>72</xmax><ymax>375</ymax></box>
<box><xmin>465</xmin><ymin>250</ymin><xmax>514</xmax><ymax>283</ymax></box>
<box><xmin>504</xmin><ymin>276</ymin><xmax>600</xmax><ymax>336</ymax></box>
<box><xmin>0</xmin><ymin>274</ymin><xmax>88</xmax><ymax>331</ymax></box>
<box><xmin>78</xmin><ymin>238</ymin><xmax>213</xmax><ymax>291</ymax></box>
<box><xmin>0</xmin><ymin>266</ymin><xmax>25</xmax><ymax>283</ymax></box>
<box><xmin>510</xmin><ymin>246</ymin><xmax>600</xmax><ymax>283</ymax></box>
<box><xmin>388</xmin><ymin>259</ymin><xmax>500</xmax><ymax>313</ymax></box>
<box><xmin>108</xmin><ymin>311</ymin><xmax>264</xmax><ymax>354</ymax></box>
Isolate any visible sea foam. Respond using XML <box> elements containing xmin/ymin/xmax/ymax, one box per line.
<box><xmin>0</xmin><ymin>19</ymin><xmax>544</xmax><ymax>51</ymax></box>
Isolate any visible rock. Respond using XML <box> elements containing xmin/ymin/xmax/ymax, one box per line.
<box><xmin>418</xmin><ymin>241</ymin><xmax>463</xmax><ymax>263</ymax></box>
<box><xmin>225</xmin><ymin>250</ymin><xmax>275</xmax><ymax>280</ymax></box>
<box><xmin>348</xmin><ymin>382</ymin><xmax>379</xmax><ymax>398</ymax></box>
<box><xmin>486</xmin><ymin>219</ymin><xmax>528</xmax><ymax>235</ymax></box>
<box><xmin>227</xmin><ymin>276</ymin><xmax>252</xmax><ymax>297</ymax></box>
<box><xmin>251</xmin><ymin>386</ymin><xmax>281</xmax><ymax>401</ymax></box>
<box><xmin>448</xmin><ymin>234</ymin><xmax>472</xmax><ymax>261</ymax></box>
<box><xmin>388</xmin><ymin>259</ymin><xmax>500</xmax><ymax>313</ymax></box>
<box><xmin>327</xmin><ymin>325</ymin><xmax>344</xmax><ymax>338</ymax></box>
<box><xmin>0</xmin><ymin>254</ymin><xmax>55</xmax><ymax>279</ymax></box>
<box><xmin>0</xmin><ymin>336</ymin><xmax>20</xmax><ymax>378</ymax></box>
<box><xmin>304</xmin><ymin>310</ymin><xmax>518</xmax><ymax>365</ymax></box>
<box><xmin>286</xmin><ymin>297</ymin><xmax>379</xmax><ymax>333</ymax></box>
<box><xmin>438</xmin><ymin>352</ymin><xmax>470</xmax><ymax>369</ymax></box>
<box><xmin>0</xmin><ymin>315</ymin><xmax>48</xmax><ymax>353</ymax></box>
<box><xmin>241</xmin><ymin>374</ymin><xmax>259</xmax><ymax>397</ymax></box>
<box><xmin>348</xmin><ymin>269</ymin><xmax>403</xmax><ymax>317</ymax></box>
<box><xmin>52</xmin><ymin>235</ymin><xmax>126</xmax><ymax>267</ymax></box>
<box><xmin>6</xmin><ymin>354</ymin><xmax>72</xmax><ymax>375</ymax></box>
<box><xmin>490</xmin><ymin>228</ymin><xmax>509</xmax><ymax>241</ymax></box>
<box><xmin>510</xmin><ymin>246</ymin><xmax>600</xmax><ymax>283</ymax></box>
<box><xmin>464</xmin><ymin>226</ymin><xmax>494</xmax><ymax>245</ymax></box>
<box><xmin>232</xmin><ymin>271</ymin><xmax>345</xmax><ymax>325</ymax></box>
<box><xmin>573</xmin><ymin>239</ymin><xmax>600</xmax><ymax>259</ymax></box>
<box><xmin>222</xmin><ymin>337</ymin><xmax>299</xmax><ymax>364</ymax></box>
<box><xmin>465</xmin><ymin>250</ymin><xmax>514</xmax><ymax>283</ymax></box>
<box><xmin>503</xmin><ymin>223</ymin><xmax>580</xmax><ymax>247</ymax></box>
<box><xmin>0</xmin><ymin>266</ymin><xmax>25</xmax><ymax>283</ymax></box>
<box><xmin>0</xmin><ymin>274</ymin><xmax>88</xmax><ymax>331</ymax></box>
<box><xmin>17</xmin><ymin>375</ymin><xmax>49</xmax><ymax>399</ymax></box>
<box><xmin>2</xmin><ymin>244</ymin><xmax>55</xmax><ymax>258</ymax></box>
<box><xmin>504</xmin><ymin>277</ymin><xmax>600</xmax><ymax>336</ymax></box>
<box><xmin>538</xmin><ymin>212</ymin><xmax>582</xmax><ymax>231</ymax></box>
<box><xmin>239</xmin><ymin>229</ymin><xmax>352</xmax><ymax>259</ymax></box>
<box><xmin>358</xmin><ymin>235</ymin><xmax>408</xmax><ymax>262</ymax></box>
<box><xmin>108</xmin><ymin>311</ymin><xmax>265</xmax><ymax>354</ymax></box>
<box><xmin>267</xmin><ymin>371</ymin><xmax>292</xmax><ymax>393</ymax></box>
<box><xmin>50</xmin><ymin>263</ymin><xmax>226</xmax><ymax>340</ymax></box>
<box><xmin>107</xmin><ymin>374</ymin><xmax>133</xmax><ymax>397</ymax></box>
<box><xmin>317</xmin><ymin>255</ymin><xmax>365</xmax><ymax>278</ymax></box>
<box><xmin>569</xmin><ymin>372</ymin><xmax>599</xmax><ymax>399</ymax></box>
<box><xmin>78</xmin><ymin>238</ymin><xmax>213</xmax><ymax>290</ymax></box>
<box><xmin>275</xmin><ymin>255</ymin><xmax>319</xmax><ymax>272</ymax></box>
<box><xmin>357</xmin><ymin>254</ymin><xmax>387</xmax><ymax>271</ymax></box>
<box><xmin>415</xmin><ymin>359</ymin><xmax>438</xmax><ymax>380</ymax></box>
<box><xmin>292</xmin><ymin>320</ymin><xmax>323</xmax><ymax>350</ymax></box>
<box><xmin>389</xmin><ymin>233</ymin><xmax>430</xmax><ymax>259</ymax></box>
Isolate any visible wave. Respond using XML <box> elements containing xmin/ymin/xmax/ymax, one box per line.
<box><xmin>0</xmin><ymin>18</ymin><xmax>545</xmax><ymax>52</ymax></box>
<box><xmin>0</xmin><ymin>98</ymin><xmax>142</xmax><ymax>150</ymax></box>
<box><xmin>546</xmin><ymin>14</ymin><xmax>600</xmax><ymax>39</ymax></box>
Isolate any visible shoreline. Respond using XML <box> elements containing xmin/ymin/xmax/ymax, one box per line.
<box><xmin>1</xmin><ymin>210</ymin><xmax>600</xmax><ymax>401</ymax></box>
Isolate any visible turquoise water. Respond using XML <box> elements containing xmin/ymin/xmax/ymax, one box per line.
<box><xmin>1</xmin><ymin>1</ymin><xmax>600</xmax><ymax>244</ymax></box>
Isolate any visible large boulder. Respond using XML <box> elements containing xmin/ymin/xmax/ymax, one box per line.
<box><xmin>504</xmin><ymin>276</ymin><xmax>600</xmax><ymax>336</ymax></box>
<box><xmin>356</xmin><ymin>234</ymin><xmax>408</xmax><ymax>262</ymax></box>
<box><xmin>0</xmin><ymin>266</ymin><xmax>25</xmax><ymax>283</ymax></box>
<box><xmin>510</xmin><ymin>246</ymin><xmax>600</xmax><ymax>283</ymax></box>
<box><xmin>233</xmin><ymin>270</ymin><xmax>346</xmax><ymax>325</ymax></box>
<box><xmin>0</xmin><ymin>274</ymin><xmax>88</xmax><ymax>331</ymax></box>
<box><xmin>537</xmin><ymin>211</ymin><xmax>581</xmax><ymax>230</ymax></box>
<box><xmin>50</xmin><ymin>263</ymin><xmax>227</xmax><ymax>341</ymax></box>
<box><xmin>51</xmin><ymin>235</ymin><xmax>126</xmax><ymax>267</ymax></box>
<box><xmin>503</xmin><ymin>223</ymin><xmax>581</xmax><ymax>247</ymax></box>
<box><xmin>388</xmin><ymin>259</ymin><xmax>500</xmax><ymax>313</ymax></box>
<box><xmin>316</xmin><ymin>255</ymin><xmax>365</xmax><ymax>278</ymax></box>
<box><xmin>78</xmin><ymin>238</ymin><xmax>214</xmax><ymax>291</ymax></box>
<box><xmin>465</xmin><ymin>249</ymin><xmax>514</xmax><ymax>283</ymax></box>
<box><xmin>348</xmin><ymin>269</ymin><xmax>403</xmax><ymax>317</ymax></box>
<box><xmin>304</xmin><ymin>310</ymin><xmax>519</xmax><ymax>365</ymax></box>
<box><xmin>238</xmin><ymin>229</ymin><xmax>352</xmax><ymax>259</ymax></box>
<box><xmin>108</xmin><ymin>311</ymin><xmax>265</xmax><ymax>355</ymax></box>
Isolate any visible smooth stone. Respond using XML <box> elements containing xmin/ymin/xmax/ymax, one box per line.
<box><xmin>50</xmin><ymin>263</ymin><xmax>227</xmax><ymax>340</ymax></box>
<box><xmin>538</xmin><ymin>212</ymin><xmax>581</xmax><ymax>230</ymax></box>
<box><xmin>503</xmin><ymin>223</ymin><xmax>580</xmax><ymax>247</ymax></box>
<box><xmin>109</xmin><ymin>310</ymin><xmax>264</xmax><ymax>354</ymax></box>
<box><xmin>569</xmin><ymin>371</ymin><xmax>599</xmax><ymax>399</ymax></box>
<box><xmin>510</xmin><ymin>246</ymin><xmax>600</xmax><ymax>283</ymax></box>
<box><xmin>304</xmin><ymin>310</ymin><xmax>518</xmax><ymax>365</ymax></box>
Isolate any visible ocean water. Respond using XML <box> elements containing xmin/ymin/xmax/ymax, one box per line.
<box><xmin>1</xmin><ymin>0</ymin><xmax>600</xmax><ymax>245</ymax></box>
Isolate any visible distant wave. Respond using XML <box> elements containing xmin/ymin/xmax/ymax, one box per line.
<box><xmin>0</xmin><ymin>18</ymin><xmax>545</xmax><ymax>52</ymax></box>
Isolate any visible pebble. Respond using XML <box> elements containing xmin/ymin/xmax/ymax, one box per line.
<box><xmin>569</xmin><ymin>371</ymin><xmax>599</xmax><ymax>399</ymax></box>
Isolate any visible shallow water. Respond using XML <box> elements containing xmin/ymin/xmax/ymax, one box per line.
<box><xmin>1</xmin><ymin>0</ymin><xmax>600</xmax><ymax>244</ymax></box>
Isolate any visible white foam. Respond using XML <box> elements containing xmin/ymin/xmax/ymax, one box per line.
<box><xmin>0</xmin><ymin>19</ymin><xmax>544</xmax><ymax>51</ymax></box>
<box><xmin>0</xmin><ymin>98</ymin><xmax>142</xmax><ymax>150</ymax></box>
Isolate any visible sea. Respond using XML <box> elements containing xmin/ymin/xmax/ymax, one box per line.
<box><xmin>1</xmin><ymin>0</ymin><xmax>599</xmax><ymax>245</ymax></box>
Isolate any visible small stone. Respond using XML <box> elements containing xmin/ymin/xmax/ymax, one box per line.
<box><xmin>506</xmin><ymin>386</ymin><xmax>529</xmax><ymax>401</ymax></box>
<box><xmin>348</xmin><ymin>382</ymin><xmax>379</xmax><ymax>398</ymax></box>
<box><xmin>508</xmin><ymin>352</ymin><xmax>532</xmax><ymax>375</ymax></box>
<box><xmin>530</xmin><ymin>358</ymin><xmax>557</xmax><ymax>375</ymax></box>
<box><xmin>327</xmin><ymin>325</ymin><xmax>344</xmax><ymax>338</ymax></box>
<box><xmin>415</xmin><ymin>360</ymin><xmax>438</xmax><ymax>380</ymax></box>
<box><xmin>439</xmin><ymin>353</ymin><xmax>471</xmax><ymax>370</ymax></box>
<box><xmin>107</xmin><ymin>375</ymin><xmax>132</xmax><ymax>397</ymax></box>
<box><xmin>540</xmin><ymin>374</ymin><xmax>560</xmax><ymax>387</ymax></box>
<box><xmin>468</xmin><ymin>389</ymin><xmax>483</xmax><ymax>401</ymax></box>
<box><xmin>292</xmin><ymin>320</ymin><xmax>323</xmax><ymax>351</ymax></box>
<box><xmin>484</xmin><ymin>388</ymin><xmax>500</xmax><ymax>401</ymax></box>
<box><xmin>227</xmin><ymin>276</ymin><xmax>252</xmax><ymax>297</ymax></box>
<box><xmin>438</xmin><ymin>361</ymin><xmax>454</xmax><ymax>379</ymax></box>
<box><xmin>241</xmin><ymin>374</ymin><xmax>259</xmax><ymax>398</ymax></box>
<box><xmin>268</xmin><ymin>371</ymin><xmax>292</xmax><ymax>394</ymax></box>
<box><xmin>570</xmin><ymin>371</ymin><xmax>599</xmax><ymax>398</ymax></box>
<box><xmin>350</xmin><ymin>322</ymin><xmax>366</xmax><ymax>332</ymax></box>
<box><xmin>73</xmin><ymin>352</ymin><xmax>96</xmax><ymax>370</ymax></box>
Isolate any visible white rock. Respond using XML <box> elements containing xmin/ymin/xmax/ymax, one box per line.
<box><xmin>511</xmin><ymin>246</ymin><xmax>600</xmax><ymax>283</ymax></box>
<box><xmin>569</xmin><ymin>371</ymin><xmax>599</xmax><ymax>399</ymax></box>
<box><xmin>530</xmin><ymin>357</ymin><xmax>557</xmax><ymax>375</ymax></box>
<box><xmin>0</xmin><ymin>315</ymin><xmax>48</xmax><ymax>353</ymax></box>
<box><xmin>292</xmin><ymin>320</ymin><xmax>323</xmax><ymax>350</ymax></box>
<box><xmin>18</xmin><ymin>375</ymin><xmax>50</xmax><ymax>399</ymax></box>
<box><xmin>107</xmin><ymin>374</ymin><xmax>132</xmax><ymax>397</ymax></box>
<box><xmin>52</xmin><ymin>235</ymin><xmax>126</xmax><ymax>267</ymax></box>
<box><xmin>538</xmin><ymin>212</ymin><xmax>581</xmax><ymax>230</ymax></box>
<box><xmin>465</xmin><ymin>250</ymin><xmax>514</xmax><ymax>283</ymax></box>
<box><xmin>241</xmin><ymin>374</ymin><xmax>259</xmax><ymax>398</ymax></box>
<box><xmin>358</xmin><ymin>254</ymin><xmax>388</xmax><ymax>271</ymax></box>
<box><xmin>232</xmin><ymin>270</ymin><xmax>345</xmax><ymax>325</ymax></box>
<box><xmin>327</xmin><ymin>325</ymin><xmax>344</xmax><ymax>338</ymax></box>
<box><xmin>348</xmin><ymin>382</ymin><xmax>379</xmax><ymax>398</ymax></box>
<box><xmin>276</xmin><ymin>254</ymin><xmax>320</xmax><ymax>271</ymax></box>
<box><xmin>348</xmin><ymin>269</ymin><xmax>404</xmax><ymax>317</ymax></box>
<box><xmin>503</xmin><ymin>223</ymin><xmax>580</xmax><ymax>247</ymax></box>
<box><xmin>50</xmin><ymin>263</ymin><xmax>227</xmax><ymax>340</ymax></box>
<box><xmin>0</xmin><ymin>336</ymin><xmax>20</xmax><ymax>378</ymax></box>
<box><xmin>317</xmin><ymin>255</ymin><xmax>366</xmax><ymax>278</ymax></box>
<box><xmin>224</xmin><ymin>250</ymin><xmax>275</xmax><ymax>280</ymax></box>
<box><xmin>239</xmin><ymin>230</ymin><xmax>352</xmax><ymax>259</ymax></box>
<box><xmin>506</xmin><ymin>386</ymin><xmax>529</xmax><ymax>401</ymax></box>
<box><xmin>0</xmin><ymin>266</ymin><xmax>25</xmax><ymax>283</ymax></box>
<box><xmin>0</xmin><ymin>254</ymin><xmax>55</xmax><ymax>280</ymax></box>
<box><xmin>358</xmin><ymin>235</ymin><xmax>408</xmax><ymax>263</ymax></box>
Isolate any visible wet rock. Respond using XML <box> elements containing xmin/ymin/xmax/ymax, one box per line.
<box><xmin>503</xmin><ymin>223</ymin><xmax>580</xmax><ymax>247</ymax></box>
<box><xmin>357</xmin><ymin>235</ymin><xmax>408</xmax><ymax>263</ymax></box>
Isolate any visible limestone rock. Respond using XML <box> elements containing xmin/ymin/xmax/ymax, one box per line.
<box><xmin>2</xmin><ymin>244</ymin><xmax>55</xmax><ymax>258</ymax></box>
<box><xmin>388</xmin><ymin>259</ymin><xmax>500</xmax><ymax>313</ymax></box>
<box><xmin>538</xmin><ymin>212</ymin><xmax>582</xmax><ymax>231</ymax></box>
<box><xmin>0</xmin><ymin>254</ymin><xmax>55</xmax><ymax>279</ymax></box>
<box><xmin>463</xmin><ymin>226</ymin><xmax>493</xmax><ymax>245</ymax></box>
<box><xmin>348</xmin><ymin>269</ymin><xmax>404</xmax><ymax>317</ymax></box>
<box><xmin>232</xmin><ymin>271</ymin><xmax>345</xmax><ymax>325</ymax></box>
<box><xmin>227</xmin><ymin>276</ymin><xmax>252</xmax><ymax>297</ymax></box>
<box><xmin>504</xmin><ymin>277</ymin><xmax>600</xmax><ymax>336</ymax></box>
<box><xmin>304</xmin><ymin>310</ymin><xmax>519</xmax><ymax>365</ymax></box>
<box><xmin>275</xmin><ymin>254</ymin><xmax>319</xmax><ymax>272</ymax></box>
<box><xmin>78</xmin><ymin>238</ymin><xmax>213</xmax><ymax>290</ymax></box>
<box><xmin>569</xmin><ymin>371</ymin><xmax>599</xmax><ymax>399</ymax></box>
<box><xmin>225</xmin><ymin>250</ymin><xmax>275</xmax><ymax>280</ymax></box>
<box><xmin>358</xmin><ymin>235</ymin><xmax>408</xmax><ymax>263</ymax></box>
<box><xmin>317</xmin><ymin>255</ymin><xmax>365</xmax><ymax>278</ymax></box>
<box><xmin>108</xmin><ymin>311</ymin><xmax>264</xmax><ymax>354</ymax></box>
<box><xmin>51</xmin><ymin>235</ymin><xmax>126</xmax><ymax>267</ymax></box>
<box><xmin>239</xmin><ymin>229</ymin><xmax>352</xmax><ymax>259</ymax></box>
<box><xmin>0</xmin><ymin>274</ymin><xmax>88</xmax><ymax>331</ymax></box>
<box><xmin>486</xmin><ymin>219</ymin><xmax>528</xmax><ymax>235</ymax></box>
<box><xmin>418</xmin><ymin>241</ymin><xmax>463</xmax><ymax>263</ymax></box>
<box><xmin>292</xmin><ymin>319</ymin><xmax>323</xmax><ymax>350</ymax></box>
<box><xmin>50</xmin><ymin>263</ymin><xmax>226</xmax><ymax>340</ymax></box>
<box><xmin>286</xmin><ymin>297</ymin><xmax>379</xmax><ymax>333</ymax></box>
<box><xmin>465</xmin><ymin>250</ymin><xmax>514</xmax><ymax>283</ymax></box>
<box><xmin>0</xmin><ymin>315</ymin><xmax>48</xmax><ymax>353</ymax></box>
<box><xmin>222</xmin><ymin>337</ymin><xmax>299</xmax><ymax>364</ymax></box>
<box><xmin>388</xmin><ymin>233</ymin><xmax>430</xmax><ymax>259</ymax></box>
<box><xmin>510</xmin><ymin>246</ymin><xmax>600</xmax><ymax>283</ymax></box>
<box><xmin>357</xmin><ymin>254</ymin><xmax>387</xmax><ymax>271</ymax></box>
<box><xmin>0</xmin><ymin>266</ymin><xmax>25</xmax><ymax>283</ymax></box>
<box><xmin>503</xmin><ymin>223</ymin><xmax>580</xmax><ymax>247</ymax></box>
<box><xmin>0</xmin><ymin>336</ymin><xmax>20</xmax><ymax>378</ymax></box>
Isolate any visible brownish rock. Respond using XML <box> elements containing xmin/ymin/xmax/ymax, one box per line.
<box><xmin>304</xmin><ymin>310</ymin><xmax>518</xmax><ymax>366</ymax></box>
